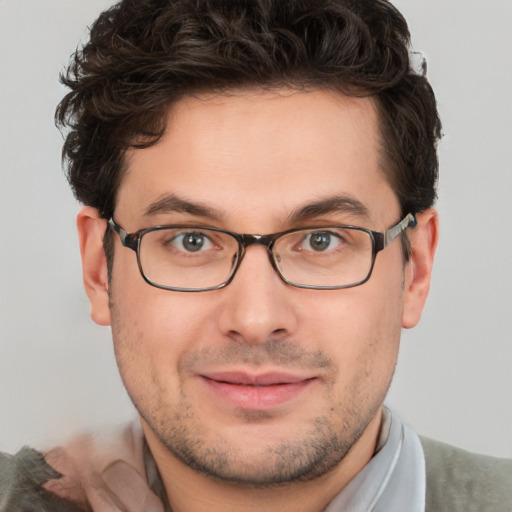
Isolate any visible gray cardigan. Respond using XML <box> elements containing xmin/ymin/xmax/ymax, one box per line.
<box><xmin>421</xmin><ymin>437</ymin><xmax>512</xmax><ymax>512</ymax></box>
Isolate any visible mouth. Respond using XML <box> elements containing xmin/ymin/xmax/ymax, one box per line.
<box><xmin>199</xmin><ymin>371</ymin><xmax>316</xmax><ymax>410</ymax></box>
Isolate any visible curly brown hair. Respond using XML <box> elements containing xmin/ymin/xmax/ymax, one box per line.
<box><xmin>56</xmin><ymin>0</ymin><xmax>441</xmax><ymax>221</ymax></box>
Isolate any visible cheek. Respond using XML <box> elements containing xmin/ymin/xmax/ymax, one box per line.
<box><xmin>109</xmin><ymin>265</ymin><xmax>220</xmax><ymax>381</ymax></box>
<box><xmin>297</xmin><ymin>266</ymin><xmax>403</xmax><ymax>383</ymax></box>
<box><xmin>108</xmin><ymin>289</ymin><xmax>208</xmax><ymax>417</ymax></box>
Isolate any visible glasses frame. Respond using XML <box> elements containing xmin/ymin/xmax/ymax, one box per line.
<box><xmin>108</xmin><ymin>213</ymin><xmax>417</xmax><ymax>292</ymax></box>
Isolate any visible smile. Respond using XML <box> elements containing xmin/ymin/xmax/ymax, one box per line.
<box><xmin>199</xmin><ymin>371</ymin><xmax>316</xmax><ymax>410</ymax></box>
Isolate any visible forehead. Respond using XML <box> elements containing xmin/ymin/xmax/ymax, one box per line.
<box><xmin>117</xmin><ymin>89</ymin><xmax>398</xmax><ymax>229</ymax></box>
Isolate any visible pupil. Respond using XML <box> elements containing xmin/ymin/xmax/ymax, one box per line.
<box><xmin>183</xmin><ymin>233</ymin><xmax>204</xmax><ymax>252</ymax></box>
<box><xmin>310</xmin><ymin>232</ymin><xmax>330</xmax><ymax>251</ymax></box>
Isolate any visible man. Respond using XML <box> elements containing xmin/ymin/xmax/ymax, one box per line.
<box><xmin>1</xmin><ymin>0</ymin><xmax>510</xmax><ymax>511</ymax></box>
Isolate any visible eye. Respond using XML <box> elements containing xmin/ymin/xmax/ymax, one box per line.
<box><xmin>301</xmin><ymin>231</ymin><xmax>342</xmax><ymax>252</ymax></box>
<box><xmin>172</xmin><ymin>231</ymin><xmax>214</xmax><ymax>252</ymax></box>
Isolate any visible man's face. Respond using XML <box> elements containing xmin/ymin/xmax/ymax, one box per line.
<box><xmin>81</xmin><ymin>89</ymin><xmax>425</xmax><ymax>485</ymax></box>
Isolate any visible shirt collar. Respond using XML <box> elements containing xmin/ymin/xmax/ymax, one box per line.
<box><xmin>323</xmin><ymin>407</ymin><xmax>426</xmax><ymax>512</ymax></box>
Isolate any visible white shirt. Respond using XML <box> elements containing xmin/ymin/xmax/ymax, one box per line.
<box><xmin>324</xmin><ymin>407</ymin><xmax>426</xmax><ymax>512</ymax></box>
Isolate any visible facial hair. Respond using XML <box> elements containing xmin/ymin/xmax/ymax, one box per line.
<box><xmin>110</xmin><ymin>307</ymin><xmax>391</xmax><ymax>487</ymax></box>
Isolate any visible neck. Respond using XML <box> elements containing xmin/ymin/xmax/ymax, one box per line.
<box><xmin>142</xmin><ymin>410</ymin><xmax>383</xmax><ymax>512</ymax></box>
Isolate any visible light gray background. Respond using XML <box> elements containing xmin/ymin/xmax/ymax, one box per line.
<box><xmin>1</xmin><ymin>0</ymin><xmax>511</xmax><ymax>458</ymax></box>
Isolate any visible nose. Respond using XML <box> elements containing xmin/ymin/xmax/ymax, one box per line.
<box><xmin>216</xmin><ymin>245</ymin><xmax>299</xmax><ymax>345</ymax></box>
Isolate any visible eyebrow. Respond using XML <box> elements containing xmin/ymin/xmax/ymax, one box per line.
<box><xmin>143</xmin><ymin>192</ymin><xmax>369</xmax><ymax>226</ymax></box>
<box><xmin>287</xmin><ymin>194</ymin><xmax>370</xmax><ymax>224</ymax></box>
<box><xmin>144</xmin><ymin>194</ymin><xmax>221</xmax><ymax>220</ymax></box>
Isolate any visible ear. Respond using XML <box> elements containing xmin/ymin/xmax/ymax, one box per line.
<box><xmin>76</xmin><ymin>207</ymin><xmax>111</xmax><ymax>326</ymax></box>
<box><xmin>402</xmin><ymin>208</ymin><xmax>439</xmax><ymax>329</ymax></box>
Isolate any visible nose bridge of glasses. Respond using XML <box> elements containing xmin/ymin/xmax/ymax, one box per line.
<box><xmin>241</xmin><ymin>233</ymin><xmax>275</xmax><ymax>248</ymax></box>
<box><xmin>237</xmin><ymin>234</ymin><xmax>281</xmax><ymax>276</ymax></box>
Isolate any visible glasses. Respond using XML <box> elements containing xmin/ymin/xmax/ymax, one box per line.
<box><xmin>108</xmin><ymin>213</ymin><xmax>417</xmax><ymax>292</ymax></box>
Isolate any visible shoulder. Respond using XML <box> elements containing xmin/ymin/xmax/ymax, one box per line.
<box><xmin>0</xmin><ymin>422</ymin><xmax>147</xmax><ymax>512</ymax></box>
<box><xmin>0</xmin><ymin>447</ymin><xmax>85</xmax><ymax>511</ymax></box>
<box><xmin>420</xmin><ymin>436</ymin><xmax>512</xmax><ymax>512</ymax></box>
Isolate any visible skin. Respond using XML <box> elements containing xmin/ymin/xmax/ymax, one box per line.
<box><xmin>78</xmin><ymin>89</ymin><xmax>438</xmax><ymax>512</ymax></box>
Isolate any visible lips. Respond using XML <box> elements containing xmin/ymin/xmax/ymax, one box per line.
<box><xmin>199</xmin><ymin>371</ymin><xmax>315</xmax><ymax>410</ymax></box>
<box><xmin>202</xmin><ymin>371</ymin><xmax>310</xmax><ymax>386</ymax></box>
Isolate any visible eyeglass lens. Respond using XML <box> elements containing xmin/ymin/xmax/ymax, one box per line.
<box><xmin>137</xmin><ymin>226</ymin><xmax>374</xmax><ymax>290</ymax></box>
